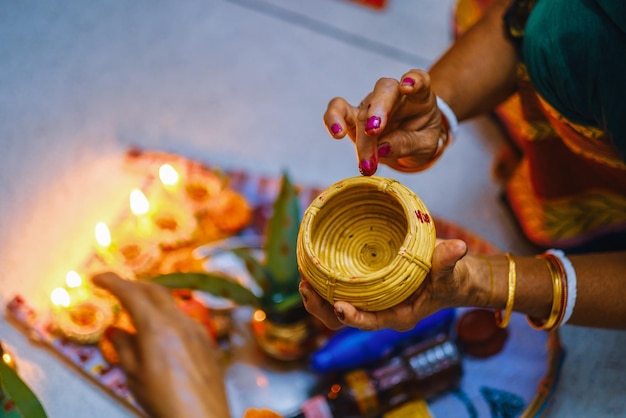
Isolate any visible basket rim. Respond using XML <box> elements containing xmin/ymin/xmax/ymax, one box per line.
<box><xmin>298</xmin><ymin>176</ymin><xmax>435</xmax><ymax>282</ymax></box>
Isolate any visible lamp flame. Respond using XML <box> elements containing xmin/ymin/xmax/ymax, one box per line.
<box><xmin>51</xmin><ymin>287</ymin><xmax>71</xmax><ymax>308</ymax></box>
<box><xmin>130</xmin><ymin>189</ymin><xmax>150</xmax><ymax>216</ymax></box>
<box><xmin>159</xmin><ymin>164</ymin><xmax>180</xmax><ymax>187</ymax></box>
<box><xmin>2</xmin><ymin>353</ymin><xmax>12</xmax><ymax>366</ymax></box>
<box><xmin>95</xmin><ymin>222</ymin><xmax>111</xmax><ymax>248</ymax></box>
<box><xmin>65</xmin><ymin>270</ymin><xmax>83</xmax><ymax>288</ymax></box>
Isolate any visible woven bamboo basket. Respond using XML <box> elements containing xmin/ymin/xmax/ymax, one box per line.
<box><xmin>297</xmin><ymin>176</ymin><xmax>436</xmax><ymax>311</ymax></box>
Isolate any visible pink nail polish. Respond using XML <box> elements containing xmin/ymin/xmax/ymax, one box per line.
<box><xmin>377</xmin><ymin>143</ymin><xmax>391</xmax><ymax>158</ymax></box>
<box><xmin>365</xmin><ymin>116</ymin><xmax>381</xmax><ymax>132</ymax></box>
<box><xmin>359</xmin><ymin>159</ymin><xmax>376</xmax><ymax>176</ymax></box>
<box><xmin>331</xmin><ymin>123</ymin><xmax>342</xmax><ymax>134</ymax></box>
<box><xmin>401</xmin><ymin>77</ymin><xmax>415</xmax><ymax>86</ymax></box>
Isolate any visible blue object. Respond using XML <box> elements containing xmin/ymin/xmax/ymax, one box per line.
<box><xmin>309</xmin><ymin>308</ymin><xmax>456</xmax><ymax>373</ymax></box>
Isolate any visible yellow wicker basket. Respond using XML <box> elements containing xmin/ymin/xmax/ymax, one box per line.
<box><xmin>297</xmin><ymin>176</ymin><xmax>436</xmax><ymax>311</ymax></box>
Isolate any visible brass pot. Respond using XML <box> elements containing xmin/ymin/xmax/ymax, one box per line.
<box><xmin>250</xmin><ymin>304</ymin><xmax>317</xmax><ymax>361</ymax></box>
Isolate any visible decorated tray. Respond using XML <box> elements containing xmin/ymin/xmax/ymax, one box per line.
<box><xmin>5</xmin><ymin>149</ymin><xmax>563</xmax><ymax>418</ymax></box>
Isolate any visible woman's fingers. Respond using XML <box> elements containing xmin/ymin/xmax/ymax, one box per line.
<box><xmin>324</xmin><ymin>97</ymin><xmax>357</xmax><ymax>140</ymax></box>
<box><xmin>376</xmin><ymin>127</ymin><xmax>442</xmax><ymax>169</ymax></box>
<box><xmin>325</xmin><ymin>69</ymin><xmax>443</xmax><ymax>174</ymax></box>
<box><xmin>332</xmin><ymin>297</ymin><xmax>421</xmax><ymax>332</ymax></box>
<box><xmin>309</xmin><ymin>239</ymin><xmax>471</xmax><ymax>332</ymax></box>
<box><xmin>397</xmin><ymin>69</ymin><xmax>431</xmax><ymax>101</ymax></box>
<box><xmin>432</xmin><ymin>239</ymin><xmax>468</xmax><ymax>274</ymax></box>
<box><xmin>92</xmin><ymin>272</ymin><xmax>178</xmax><ymax>331</ymax></box>
<box><xmin>299</xmin><ymin>280</ymin><xmax>344</xmax><ymax>330</ymax></box>
<box><xmin>354</xmin><ymin>78</ymin><xmax>402</xmax><ymax>176</ymax></box>
<box><xmin>105</xmin><ymin>327</ymin><xmax>139</xmax><ymax>375</ymax></box>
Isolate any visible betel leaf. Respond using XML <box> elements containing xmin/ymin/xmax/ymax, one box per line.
<box><xmin>0</xmin><ymin>360</ymin><xmax>48</xmax><ymax>418</ymax></box>
<box><xmin>265</xmin><ymin>171</ymin><xmax>301</xmax><ymax>286</ymax></box>
<box><xmin>147</xmin><ymin>272</ymin><xmax>260</xmax><ymax>307</ymax></box>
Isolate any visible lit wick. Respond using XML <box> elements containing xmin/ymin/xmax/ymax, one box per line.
<box><xmin>66</xmin><ymin>270</ymin><xmax>82</xmax><ymax>288</ymax></box>
<box><xmin>95</xmin><ymin>222</ymin><xmax>111</xmax><ymax>249</ymax></box>
<box><xmin>130</xmin><ymin>188</ymin><xmax>152</xmax><ymax>235</ymax></box>
<box><xmin>51</xmin><ymin>287</ymin><xmax>71</xmax><ymax>308</ymax></box>
<box><xmin>130</xmin><ymin>188</ymin><xmax>150</xmax><ymax>216</ymax></box>
<box><xmin>65</xmin><ymin>270</ymin><xmax>89</xmax><ymax>301</ymax></box>
<box><xmin>0</xmin><ymin>341</ymin><xmax>17</xmax><ymax>371</ymax></box>
<box><xmin>94</xmin><ymin>222</ymin><xmax>116</xmax><ymax>264</ymax></box>
<box><xmin>159</xmin><ymin>163</ymin><xmax>180</xmax><ymax>194</ymax></box>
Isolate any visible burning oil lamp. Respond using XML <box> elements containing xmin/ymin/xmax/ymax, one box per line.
<box><xmin>50</xmin><ymin>285</ymin><xmax>114</xmax><ymax>344</ymax></box>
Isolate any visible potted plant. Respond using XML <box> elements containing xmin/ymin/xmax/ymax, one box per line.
<box><xmin>147</xmin><ymin>171</ymin><xmax>318</xmax><ymax>361</ymax></box>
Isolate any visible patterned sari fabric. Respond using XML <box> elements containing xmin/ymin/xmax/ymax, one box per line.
<box><xmin>454</xmin><ymin>0</ymin><xmax>626</xmax><ymax>252</ymax></box>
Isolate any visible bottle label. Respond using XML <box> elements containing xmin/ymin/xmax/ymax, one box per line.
<box><xmin>301</xmin><ymin>395</ymin><xmax>333</xmax><ymax>418</ymax></box>
<box><xmin>407</xmin><ymin>340</ymin><xmax>460</xmax><ymax>380</ymax></box>
<box><xmin>345</xmin><ymin>369</ymin><xmax>379</xmax><ymax>416</ymax></box>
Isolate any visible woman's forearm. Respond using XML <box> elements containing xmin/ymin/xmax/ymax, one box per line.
<box><xmin>429</xmin><ymin>0</ymin><xmax>518</xmax><ymax>122</ymax></box>
<box><xmin>567</xmin><ymin>252</ymin><xmax>626</xmax><ymax>328</ymax></box>
<box><xmin>466</xmin><ymin>251</ymin><xmax>626</xmax><ymax>330</ymax></box>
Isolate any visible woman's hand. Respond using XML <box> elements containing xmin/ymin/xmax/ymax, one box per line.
<box><xmin>323</xmin><ymin>69</ymin><xmax>446</xmax><ymax>176</ymax></box>
<box><xmin>91</xmin><ymin>272</ymin><xmax>231</xmax><ymax>418</ymax></box>
<box><xmin>299</xmin><ymin>239</ymin><xmax>470</xmax><ymax>332</ymax></box>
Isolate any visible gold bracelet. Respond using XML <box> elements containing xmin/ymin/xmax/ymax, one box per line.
<box><xmin>495</xmin><ymin>253</ymin><xmax>516</xmax><ymax>328</ymax></box>
<box><xmin>528</xmin><ymin>253</ymin><xmax>567</xmax><ymax>331</ymax></box>
<box><xmin>477</xmin><ymin>254</ymin><xmax>495</xmax><ymax>306</ymax></box>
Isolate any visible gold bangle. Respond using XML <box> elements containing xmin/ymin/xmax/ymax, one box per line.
<box><xmin>495</xmin><ymin>253</ymin><xmax>516</xmax><ymax>328</ymax></box>
<box><xmin>477</xmin><ymin>254</ymin><xmax>495</xmax><ymax>306</ymax></box>
<box><xmin>528</xmin><ymin>253</ymin><xmax>567</xmax><ymax>331</ymax></box>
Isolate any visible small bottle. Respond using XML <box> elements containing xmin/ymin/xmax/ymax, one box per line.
<box><xmin>286</xmin><ymin>334</ymin><xmax>462</xmax><ymax>418</ymax></box>
<box><xmin>310</xmin><ymin>308</ymin><xmax>456</xmax><ymax>373</ymax></box>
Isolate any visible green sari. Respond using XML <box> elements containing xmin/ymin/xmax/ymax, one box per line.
<box><xmin>456</xmin><ymin>0</ymin><xmax>626</xmax><ymax>252</ymax></box>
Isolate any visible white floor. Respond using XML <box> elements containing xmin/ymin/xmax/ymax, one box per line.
<box><xmin>1</xmin><ymin>0</ymin><xmax>625</xmax><ymax>417</ymax></box>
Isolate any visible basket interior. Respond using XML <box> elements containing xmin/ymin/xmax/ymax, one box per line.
<box><xmin>310</xmin><ymin>184</ymin><xmax>407</xmax><ymax>276</ymax></box>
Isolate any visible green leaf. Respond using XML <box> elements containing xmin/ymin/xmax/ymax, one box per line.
<box><xmin>147</xmin><ymin>272</ymin><xmax>260</xmax><ymax>307</ymax></box>
<box><xmin>267</xmin><ymin>293</ymin><xmax>304</xmax><ymax>314</ymax></box>
<box><xmin>0</xmin><ymin>361</ymin><xmax>48</xmax><ymax>418</ymax></box>
<box><xmin>265</xmin><ymin>171</ymin><xmax>301</xmax><ymax>286</ymax></box>
<box><xmin>230</xmin><ymin>248</ymin><xmax>274</xmax><ymax>294</ymax></box>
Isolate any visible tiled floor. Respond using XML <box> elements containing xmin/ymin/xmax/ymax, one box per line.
<box><xmin>1</xmin><ymin>1</ymin><xmax>625</xmax><ymax>417</ymax></box>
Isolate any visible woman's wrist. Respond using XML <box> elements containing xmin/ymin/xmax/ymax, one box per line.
<box><xmin>458</xmin><ymin>254</ymin><xmax>496</xmax><ymax>309</ymax></box>
<box><xmin>463</xmin><ymin>253</ymin><xmax>554</xmax><ymax>321</ymax></box>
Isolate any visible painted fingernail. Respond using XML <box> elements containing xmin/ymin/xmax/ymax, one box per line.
<box><xmin>401</xmin><ymin>77</ymin><xmax>415</xmax><ymax>86</ymax></box>
<box><xmin>334</xmin><ymin>307</ymin><xmax>345</xmax><ymax>321</ymax></box>
<box><xmin>330</xmin><ymin>123</ymin><xmax>342</xmax><ymax>135</ymax></box>
<box><xmin>359</xmin><ymin>159</ymin><xmax>377</xmax><ymax>176</ymax></box>
<box><xmin>377</xmin><ymin>143</ymin><xmax>391</xmax><ymax>158</ymax></box>
<box><xmin>365</xmin><ymin>116</ymin><xmax>381</xmax><ymax>132</ymax></box>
